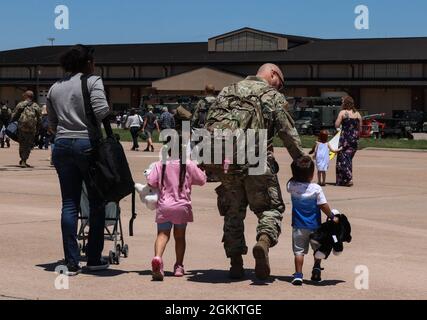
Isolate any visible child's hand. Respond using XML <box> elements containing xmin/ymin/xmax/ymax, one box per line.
<box><xmin>333</xmin><ymin>216</ymin><xmax>340</xmax><ymax>223</ymax></box>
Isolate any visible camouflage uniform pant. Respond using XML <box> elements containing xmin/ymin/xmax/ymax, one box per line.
<box><xmin>215</xmin><ymin>166</ymin><xmax>285</xmax><ymax>258</ymax></box>
<box><xmin>18</xmin><ymin>130</ymin><xmax>36</xmax><ymax>161</ymax></box>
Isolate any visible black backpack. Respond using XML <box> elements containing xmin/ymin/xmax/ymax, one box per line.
<box><xmin>81</xmin><ymin>75</ymin><xmax>134</xmax><ymax>203</ymax></box>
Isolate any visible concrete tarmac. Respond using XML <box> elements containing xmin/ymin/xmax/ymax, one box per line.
<box><xmin>0</xmin><ymin>142</ymin><xmax>426</xmax><ymax>300</ymax></box>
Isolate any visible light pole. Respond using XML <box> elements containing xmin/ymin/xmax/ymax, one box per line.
<box><xmin>36</xmin><ymin>68</ymin><xmax>41</xmax><ymax>104</ymax></box>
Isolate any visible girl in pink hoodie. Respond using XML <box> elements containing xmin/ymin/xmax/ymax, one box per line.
<box><xmin>146</xmin><ymin>148</ymin><xmax>207</xmax><ymax>281</ymax></box>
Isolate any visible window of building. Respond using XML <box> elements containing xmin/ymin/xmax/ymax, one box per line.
<box><xmin>0</xmin><ymin>67</ymin><xmax>30</xmax><ymax>79</ymax></box>
<box><xmin>361</xmin><ymin>64</ymin><xmax>413</xmax><ymax>78</ymax></box>
<box><xmin>215</xmin><ymin>31</ymin><xmax>278</xmax><ymax>52</ymax></box>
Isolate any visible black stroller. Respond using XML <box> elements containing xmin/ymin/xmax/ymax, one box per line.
<box><xmin>78</xmin><ymin>183</ymin><xmax>138</xmax><ymax>265</ymax></box>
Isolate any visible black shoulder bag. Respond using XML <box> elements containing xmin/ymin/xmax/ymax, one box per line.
<box><xmin>81</xmin><ymin>75</ymin><xmax>134</xmax><ymax>203</ymax></box>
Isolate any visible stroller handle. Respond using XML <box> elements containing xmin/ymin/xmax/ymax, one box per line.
<box><xmin>129</xmin><ymin>190</ymin><xmax>137</xmax><ymax>236</ymax></box>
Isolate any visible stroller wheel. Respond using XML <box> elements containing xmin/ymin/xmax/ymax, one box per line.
<box><xmin>108</xmin><ymin>250</ymin><xmax>115</xmax><ymax>264</ymax></box>
<box><xmin>114</xmin><ymin>254</ymin><xmax>120</xmax><ymax>265</ymax></box>
<box><xmin>122</xmin><ymin>244</ymin><xmax>129</xmax><ymax>258</ymax></box>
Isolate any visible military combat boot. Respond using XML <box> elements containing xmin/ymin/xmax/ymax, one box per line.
<box><xmin>252</xmin><ymin>234</ymin><xmax>271</xmax><ymax>280</ymax></box>
<box><xmin>229</xmin><ymin>255</ymin><xmax>244</xmax><ymax>279</ymax></box>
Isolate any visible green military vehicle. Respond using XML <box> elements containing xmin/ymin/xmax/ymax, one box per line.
<box><xmin>288</xmin><ymin>97</ymin><xmax>342</xmax><ymax>135</ymax></box>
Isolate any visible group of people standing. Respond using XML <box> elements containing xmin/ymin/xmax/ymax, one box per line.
<box><xmin>44</xmin><ymin>44</ymin><xmax>360</xmax><ymax>283</ymax></box>
<box><xmin>123</xmin><ymin>84</ymin><xmax>216</xmax><ymax>153</ymax></box>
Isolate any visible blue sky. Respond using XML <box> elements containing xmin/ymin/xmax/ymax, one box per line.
<box><xmin>0</xmin><ymin>0</ymin><xmax>426</xmax><ymax>51</ymax></box>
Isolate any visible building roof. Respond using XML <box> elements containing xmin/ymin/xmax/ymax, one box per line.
<box><xmin>0</xmin><ymin>28</ymin><xmax>426</xmax><ymax>66</ymax></box>
<box><xmin>152</xmin><ymin>67</ymin><xmax>244</xmax><ymax>91</ymax></box>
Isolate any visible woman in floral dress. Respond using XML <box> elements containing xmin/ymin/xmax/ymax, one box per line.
<box><xmin>335</xmin><ymin>96</ymin><xmax>362</xmax><ymax>187</ymax></box>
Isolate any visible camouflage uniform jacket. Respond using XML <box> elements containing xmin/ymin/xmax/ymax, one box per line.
<box><xmin>214</xmin><ymin>76</ymin><xmax>304</xmax><ymax>160</ymax></box>
<box><xmin>192</xmin><ymin>95</ymin><xmax>216</xmax><ymax>128</ymax></box>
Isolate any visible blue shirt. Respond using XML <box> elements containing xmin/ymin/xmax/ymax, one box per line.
<box><xmin>287</xmin><ymin>181</ymin><xmax>327</xmax><ymax>230</ymax></box>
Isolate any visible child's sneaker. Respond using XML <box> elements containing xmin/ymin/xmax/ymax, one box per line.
<box><xmin>151</xmin><ymin>256</ymin><xmax>164</xmax><ymax>281</ymax></box>
<box><xmin>173</xmin><ymin>264</ymin><xmax>185</xmax><ymax>277</ymax></box>
<box><xmin>292</xmin><ymin>272</ymin><xmax>303</xmax><ymax>286</ymax></box>
<box><xmin>311</xmin><ymin>267</ymin><xmax>323</xmax><ymax>282</ymax></box>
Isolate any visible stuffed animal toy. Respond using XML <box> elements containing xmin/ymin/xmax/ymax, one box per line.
<box><xmin>310</xmin><ymin>210</ymin><xmax>352</xmax><ymax>260</ymax></box>
<box><xmin>135</xmin><ymin>162</ymin><xmax>159</xmax><ymax>210</ymax></box>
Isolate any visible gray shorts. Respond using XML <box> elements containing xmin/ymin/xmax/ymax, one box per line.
<box><xmin>292</xmin><ymin>228</ymin><xmax>320</xmax><ymax>256</ymax></box>
<box><xmin>145</xmin><ymin>128</ymin><xmax>154</xmax><ymax>138</ymax></box>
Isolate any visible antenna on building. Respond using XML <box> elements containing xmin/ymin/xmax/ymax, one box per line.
<box><xmin>47</xmin><ymin>37</ymin><xmax>56</xmax><ymax>46</ymax></box>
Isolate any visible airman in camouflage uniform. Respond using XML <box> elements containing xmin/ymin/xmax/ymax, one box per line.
<box><xmin>0</xmin><ymin>103</ymin><xmax>12</xmax><ymax>148</ymax></box>
<box><xmin>213</xmin><ymin>64</ymin><xmax>305</xmax><ymax>280</ymax></box>
<box><xmin>192</xmin><ymin>84</ymin><xmax>216</xmax><ymax>129</ymax></box>
<box><xmin>12</xmin><ymin>91</ymin><xmax>41</xmax><ymax>167</ymax></box>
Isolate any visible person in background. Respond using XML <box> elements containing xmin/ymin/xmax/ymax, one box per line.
<box><xmin>37</xmin><ymin>105</ymin><xmax>49</xmax><ymax>150</ymax></box>
<box><xmin>116</xmin><ymin>114</ymin><xmax>122</xmax><ymax>128</ymax></box>
<box><xmin>11</xmin><ymin>91</ymin><xmax>41</xmax><ymax>168</ymax></box>
<box><xmin>158</xmin><ymin>106</ymin><xmax>175</xmax><ymax>130</ymax></box>
<box><xmin>0</xmin><ymin>103</ymin><xmax>12</xmax><ymax>148</ymax></box>
<box><xmin>142</xmin><ymin>105</ymin><xmax>160</xmax><ymax>152</ymax></box>
<box><xmin>371</xmin><ymin>120</ymin><xmax>380</xmax><ymax>140</ymax></box>
<box><xmin>47</xmin><ymin>44</ymin><xmax>111</xmax><ymax>275</ymax></box>
<box><xmin>192</xmin><ymin>84</ymin><xmax>216</xmax><ymax>129</ymax></box>
<box><xmin>309</xmin><ymin>129</ymin><xmax>342</xmax><ymax>186</ymax></box>
<box><xmin>125</xmin><ymin>109</ymin><xmax>144</xmax><ymax>151</ymax></box>
<box><xmin>335</xmin><ymin>96</ymin><xmax>362</xmax><ymax>187</ymax></box>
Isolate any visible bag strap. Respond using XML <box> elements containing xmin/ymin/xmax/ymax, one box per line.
<box><xmin>81</xmin><ymin>75</ymin><xmax>113</xmax><ymax>146</ymax></box>
<box><xmin>11</xmin><ymin>102</ymin><xmax>29</xmax><ymax>122</ymax></box>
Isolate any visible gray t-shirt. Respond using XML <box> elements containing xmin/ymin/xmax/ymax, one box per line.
<box><xmin>47</xmin><ymin>73</ymin><xmax>110</xmax><ymax>140</ymax></box>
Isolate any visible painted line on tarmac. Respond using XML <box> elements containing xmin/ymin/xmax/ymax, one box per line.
<box><xmin>351</xmin><ymin>217</ymin><xmax>427</xmax><ymax>238</ymax></box>
<box><xmin>0</xmin><ymin>219</ymin><xmax>58</xmax><ymax>226</ymax></box>
<box><xmin>327</xmin><ymin>192</ymin><xmax>427</xmax><ymax>203</ymax></box>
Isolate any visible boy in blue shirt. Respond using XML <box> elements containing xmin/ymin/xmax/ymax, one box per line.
<box><xmin>287</xmin><ymin>156</ymin><xmax>339</xmax><ymax>285</ymax></box>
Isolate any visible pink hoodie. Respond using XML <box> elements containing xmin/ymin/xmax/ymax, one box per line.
<box><xmin>147</xmin><ymin>160</ymin><xmax>207</xmax><ymax>224</ymax></box>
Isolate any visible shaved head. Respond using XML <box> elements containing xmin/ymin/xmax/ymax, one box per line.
<box><xmin>256</xmin><ymin>63</ymin><xmax>285</xmax><ymax>90</ymax></box>
<box><xmin>23</xmin><ymin>90</ymin><xmax>34</xmax><ymax>101</ymax></box>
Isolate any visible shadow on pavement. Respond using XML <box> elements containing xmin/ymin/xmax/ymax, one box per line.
<box><xmin>186</xmin><ymin>269</ymin><xmax>275</xmax><ymax>285</ymax></box>
<box><xmin>275</xmin><ymin>275</ymin><xmax>345</xmax><ymax>286</ymax></box>
<box><xmin>305</xmin><ymin>279</ymin><xmax>346</xmax><ymax>286</ymax></box>
<box><xmin>135</xmin><ymin>270</ymin><xmax>175</xmax><ymax>277</ymax></box>
<box><xmin>36</xmin><ymin>261</ymin><xmax>129</xmax><ymax>277</ymax></box>
<box><xmin>0</xmin><ymin>165</ymin><xmax>54</xmax><ymax>172</ymax></box>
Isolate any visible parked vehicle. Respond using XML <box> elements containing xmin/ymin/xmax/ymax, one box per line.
<box><xmin>361</xmin><ymin>113</ymin><xmax>386</xmax><ymax>138</ymax></box>
<box><xmin>392</xmin><ymin>110</ymin><xmax>425</xmax><ymax>133</ymax></box>
<box><xmin>289</xmin><ymin>97</ymin><xmax>342</xmax><ymax>135</ymax></box>
<box><xmin>380</xmin><ymin>118</ymin><xmax>414</xmax><ymax>139</ymax></box>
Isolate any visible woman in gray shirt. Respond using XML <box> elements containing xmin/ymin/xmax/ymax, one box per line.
<box><xmin>47</xmin><ymin>45</ymin><xmax>110</xmax><ymax>275</ymax></box>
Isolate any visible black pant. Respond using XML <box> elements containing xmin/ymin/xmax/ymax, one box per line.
<box><xmin>130</xmin><ymin>127</ymin><xmax>140</xmax><ymax>149</ymax></box>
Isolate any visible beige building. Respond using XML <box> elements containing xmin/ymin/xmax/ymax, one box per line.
<box><xmin>1</xmin><ymin>27</ymin><xmax>426</xmax><ymax>115</ymax></box>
